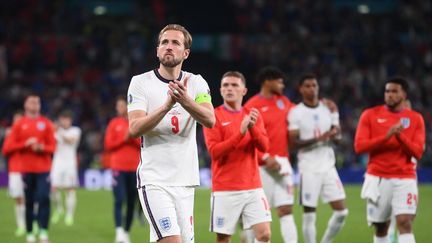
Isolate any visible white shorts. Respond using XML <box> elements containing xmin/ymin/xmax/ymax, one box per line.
<box><xmin>362</xmin><ymin>175</ymin><xmax>418</xmax><ymax>224</ymax></box>
<box><xmin>8</xmin><ymin>172</ymin><xmax>24</xmax><ymax>198</ymax></box>
<box><xmin>210</xmin><ymin>188</ymin><xmax>272</xmax><ymax>235</ymax></box>
<box><xmin>138</xmin><ymin>185</ymin><xmax>195</xmax><ymax>243</ymax></box>
<box><xmin>51</xmin><ymin>167</ymin><xmax>78</xmax><ymax>188</ymax></box>
<box><xmin>260</xmin><ymin>166</ymin><xmax>295</xmax><ymax>207</ymax></box>
<box><xmin>299</xmin><ymin>168</ymin><xmax>346</xmax><ymax>208</ymax></box>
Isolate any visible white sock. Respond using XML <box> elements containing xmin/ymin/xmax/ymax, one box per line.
<box><xmin>15</xmin><ymin>203</ymin><xmax>25</xmax><ymax>228</ymax></box>
<box><xmin>66</xmin><ymin>190</ymin><xmax>76</xmax><ymax>218</ymax></box>
<box><xmin>53</xmin><ymin>191</ymin><xmax>63</xmax><ymax>213</ymax></box>
<box><xmin>399</xmin><ymin>233</ymin><xmax>415</xmax><ymax>243</ymax></box>
<box><xmin>280</xmin><ymin>214</ymin><xmax>298</xmax><ymax>243</ymax></box>
<box><xmin>321</xmin><ymin>209</ymin><xmax>348</xmax><ymax>243</ymax></box>
<box><xmin>374</xmin><ymin>235</ymin><xmax>390</xmax><ymax>243</ymax></box>
<box><xmin>115</xmin><ymin>227</ymin><xmax>125</xmax><ymax>241</ymax></box>
<box><xmin>242</xmin><ymin>229</ymin><xmax>255</xmax><ymax>243</ymax></box>
<box><xmin>254</xmin><ymin>240</ymin><xmax>269</xmax><ymax>243</ymax></box>
<box><xmin>303</xmin><ymin>212</ymin><xmax>316</xmax><ymax>243</ymax></box>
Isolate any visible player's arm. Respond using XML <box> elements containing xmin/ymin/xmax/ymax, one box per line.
<box><xmin>395</xmin><ymin>114</ymin><xmax>426</xmax><ymax>160</ymax></box>
<box><xmin>288</xmin><ymin>129</ymin><xmax>327</xmax><ymax>150</ymax></box>
<box><xmin>168</xmin><ymin>78</ymin><xmax>215</xmax><ymax>128</ymax></box>
<box><xmin>247</xmin><ymin>108</ymin><xmax>269</xmax><ymax>152</ymax></box>
<box><xmin>354</xmin><ymin>111</ymin><xmax>390</xmax><ymax>154</ymax></box>
<box><xmin>128</xmin><ymin>96</ymin><xmax>175</xmax><ymax>137</ymax></box>
<box><xmin>104</xmin><ymin>120</ymin><xmax>125</xmax><ymax>151</ymax></box>
<box><xmin>33</xmin><ymin>121</ymin><xmax>56</xmax><ymax>154</ymax></box>
<box><xmin>62</xmin><ymin>130</ymin><xmax>80</xmax><ymax>145</ymax></box>
<box><xmin>203</xmin><ymin>120</ymin><xmax>245</xmax><ymax>161</ymax></box>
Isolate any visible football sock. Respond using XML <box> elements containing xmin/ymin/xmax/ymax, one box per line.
<box><xmin>280</xmin><ymin>214</ymin><xmax>298</xmax><ymax>243</ymax></box>
<box><xmin>303</xmin><ymin>212</ymin><xmax>317</xmax><ymax>243</ymax></box>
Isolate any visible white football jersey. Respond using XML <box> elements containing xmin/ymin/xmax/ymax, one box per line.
<box><xmin>52</xmin><ymin>126</ymin><xmax>81</xmax><ymax>170</ymax></box>
<box><xmin>127</xmin><ymin>69</ymin><xmax>211</xmax><ymax>187</ymax></box>
<box><xmin>288</xmin><ymin>102</ymin><xmax>336</xmax><ymax>173</ymax></box>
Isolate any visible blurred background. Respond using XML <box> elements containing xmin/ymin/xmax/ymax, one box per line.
<box><xmin>0</xmin><ymin>0</ymin><xmax>431</xmax><ymax>184</ymax></box>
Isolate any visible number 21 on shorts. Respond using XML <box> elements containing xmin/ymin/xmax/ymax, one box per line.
<box><xmin>171</xmin><ymin>116</ymin><xmax>180</xmax><ymax>134</ymax></box>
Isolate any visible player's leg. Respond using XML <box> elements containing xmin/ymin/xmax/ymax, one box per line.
<box><xmin>393</xmin><ymin>179</ymin><xmax>418</xmax><ymax>243</ymax></box>
<box><xmin>35</xmin><ymin>172</ymin><xmax>51</xmax><ymax>243</ymax></box>
<box><xmin>50</xmin><ymin>186</ymin><xmax>63</xmax><ymax>224</ymax></box>
<box><xmin>112</xmin><ymin>170</ymin><xmax>126</xmax><ymax>242</ymax></box>
<box><xmin>9</xmin><ymin>172</ymin><xmax>26</xmax><ymax>236</ymax></box>
<box><xmin>320</xmin><ymin>168</ymin><xmax>348</xmax><ymax>243</ymax></box>
<box><xmin>137</xmin><ymin>185</ymin><xmax>183</xmax><ymax>243</ymax></box>
<box><xmin>275</xmin><ymin>173</ymin><xmax>297</xmax><ymax>243</ymax></box>
<box><xmin>123</xmin><ymin>172</ymin><xmax>138</xmax><ymax>242</ymax></box>
<box><xmin>64</xmin><ymin>168</ymin><xmax>78</xmax><ymax>226</ymax></box>
<box><xmin>210</xmin><ymin>191</ymin><xmax>244</xmax><ymax>243</ymax></box>
<box><xmin>366</xmin><ymin>177</ymin><xmax>393</xmax><ymax>243</ymax></box>
<box><xmin>242</xmin><ymin>189</ymin><xmax>272</xmax><ymax>243</ymax></box>
<box><xmin>23</xmin><ymin>173</ymin><xmax>36</xmax><ymax>237</ymax></box>
<box><xmin>299</xmin><ymin>172</ymin><xmax>321</xmax><ymax>243</ymax></box>
<box><xmin>64</xmin><ymin>188</ymin><xmax>76</xmax><ymax>226</ymax></box>
<box><xmin>387</xmin><ymin>214</ymin><xmax>397</xmax><ymax>243</ymax></box>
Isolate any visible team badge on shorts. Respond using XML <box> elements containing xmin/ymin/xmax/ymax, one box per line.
<box><xmin>159</xmin><ymin>217</ymin><xmax>171</xmax><ymax>231</ymax></box>
<box><xmin>304</xmin><ymin>193</ymin><xmax>311</xmax><ymax>201</ymax></box>
<box><xmin>400</xmin><ymin>117</ymin><xmax>410</xmax><ymax>128</ymax></box>
<box><xmin>216</xmin><ymin>217</ymin><xmax>225</xmax><ymax>228</ymax></box>
<box><xmin>276</xmin><ymin>99</ymin><xmax>285</xmax><ymax>110</ymax></box>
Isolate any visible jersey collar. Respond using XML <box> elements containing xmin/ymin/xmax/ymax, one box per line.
<box><xmin>154</xmin><ymin>69</ymin><xmax>183</xmax><ymax>83</ymax></box>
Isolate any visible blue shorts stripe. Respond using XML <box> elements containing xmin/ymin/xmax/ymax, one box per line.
<box><xmin>142</xmin><ymin>186</ymin><xmax>162</xmax><ymax>240</ymax></box>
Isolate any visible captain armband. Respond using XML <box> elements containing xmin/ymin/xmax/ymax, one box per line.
<box><xmin>195</xmin><ymin>93</ymin><xmax>212</xmax><ymax>104</ymax></box>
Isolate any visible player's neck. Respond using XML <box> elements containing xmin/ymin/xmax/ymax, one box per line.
<box><xmin>386</xmin><ymin>103</ymin><xmax>404</xmax><ymax>113</ymax></box>
<box><xmin>25</xmin><ymin>111</ymin><xmax>39</xmax><ymax>119</ymax></box>
<box><xmin>303</xmin><ymin>98</ymin><xmax>319</xmax><ymax>108</ymax></box>
<box><xmin>259</xmin><ymin>89</ymin><xmax>274</xmax><ymax>99</ymax></box>
<box><xmin>224</xmin><ymin>101</ymin><xmax>242</xmax><ymax>111</ymax></box>
<box><xmin>158</xmin><ymin>66</ymin><xmax>182</xmax><ymax>81</ymax></box>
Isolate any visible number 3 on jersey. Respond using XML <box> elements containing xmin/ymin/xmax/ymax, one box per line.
<box><xmin>171</xmin><ymin>116</ymin><xmax>180</xmax><ymax>134</ymax></box>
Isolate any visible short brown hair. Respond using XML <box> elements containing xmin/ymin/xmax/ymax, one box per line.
<box><xmin>158</xmin><ymin>24</ymin><xmax>193</xmax><ymax>49</ymax></box>
<box><xmin>222</xmin><ymin>71</ymin><xmax>246</xmax><ymax>85</ymax></box>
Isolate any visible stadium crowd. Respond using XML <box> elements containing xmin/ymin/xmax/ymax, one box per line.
<box><xmin>0</xmin><ymin>0</ymin><xmax>431</xmax><ymax>171</ymax></box>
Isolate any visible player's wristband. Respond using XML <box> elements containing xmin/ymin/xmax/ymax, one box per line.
<box><xmin>195</xmin><ymin>93</ymin><xmax>212</xmax><ymax>104</ymax></box>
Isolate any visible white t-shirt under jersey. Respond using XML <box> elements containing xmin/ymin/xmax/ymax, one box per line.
<box><xmin>52</xmin><ymin>126</ymin><xmax>81</xmax><ymax>171</ymax></box>
<box><xmin>288</xmin><ymin>102</ymin><xmax>337</xmax><ymax>173</ymax></box>
<box><xmin>127</xmin><ymin>69</ymin><xmax>211</xmax><ymax>187</ymax></box>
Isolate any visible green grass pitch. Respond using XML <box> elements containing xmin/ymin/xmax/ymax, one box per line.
<box><xmin>0</xmin><ymin>185</ymin><xmax>431</xmax><ymax>242</ymax></box>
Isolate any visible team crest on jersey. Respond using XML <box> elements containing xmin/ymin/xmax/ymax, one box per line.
<box><xmin>216</xmin><ymin>217</ymin><xmax>225</xmax><ymax>227</ymax></box>
<box><xmin>128</xmin><ymin>94</ymin><xmax>133</xmax><ymax>104</ymax></box>
<box><xmin>36</xmin><ymin>121</ymin><xmax>46</xmax><ymax>131</ymax></box>
<box><xmin>276</xmin><ymin>99</ymin><xmax>285</xmax><ymax>110</ymax></box>
<box><xmin>159</xmin><ymin>217</ymin><xmax>171</xmax><ymax>231</ymax></box>
<box><xmin>313</xmin><ymin>114</ymin><xmax>319</xmax><ymax>121</ymax></box>
<box><xmin>400</xmin><ymin>117</ymin><xmax>410</xmax><ymax>128</ymax></box>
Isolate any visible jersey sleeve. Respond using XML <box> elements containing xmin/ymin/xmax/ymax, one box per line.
<box><xmin>2</xmin><ymin>122</ymin><xmax>26</xmax><ymax>155</ymax></box>
<box><xmin>104</xmin><ymin>119</ymin><xmax>125</xmax><ymax>151</ymax></box>
<box><xmin>42</xmin><ymin>120</ymin><xmax>56</xmax><ymax>154</ymax></box>
<box><xmin>192</xmin><ymin>74</ymin><xmax>212</xmax><ymax>104</ymax></box>
<box><xmin>354</xmin><ymin>110</ymin><xmax>387</xmax><ymax>154</ymax></box>
<box><xmin>288</xmin><ymin>108</ymin><xmax>300</xmax><ymax>131</ymax></box>
<box><xmin>127</xmin><ymin>76</ymin><xmax>148</xmax><ymax>113</ymax></box>
<box><xmin>396</xmin><ymin>113</ymin><xmax>426</xmax><ymax>160</ymax></box>
<box><xmin>203</xmin><ymin>119</ymin><xmax>244</xmax><ymax>161</ymax></box>
<box><xmin>249</xmin><ymin>115</ymin><xmax>269</xmax><ymax>152</ymax></box>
